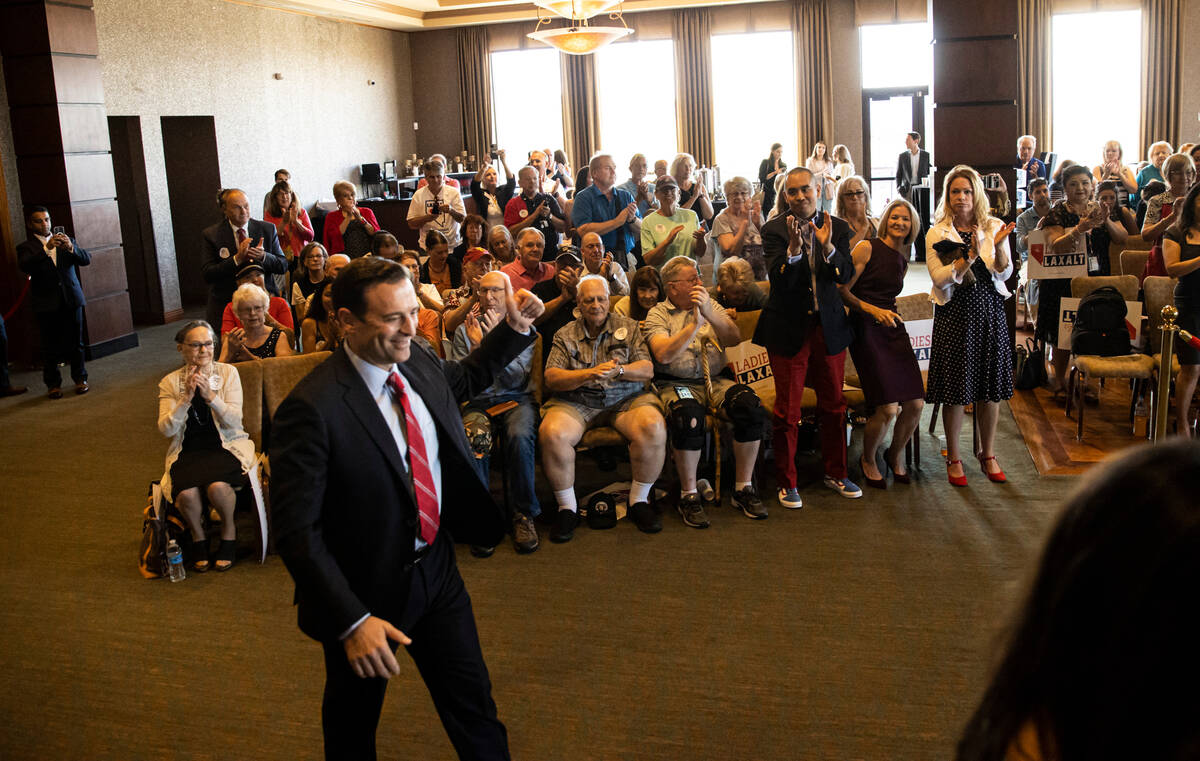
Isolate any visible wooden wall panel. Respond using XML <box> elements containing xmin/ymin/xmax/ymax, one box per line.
<box><xmin>66</xmin><ymin>199</ymin><xmax>121</xmax><ymax>249</ymax></box>
<box><xmin>8</xmin><ymin>105</ymin><xmax>64</xmax><ymax>154</ymax></box>
<box><xmin>49</xmin><ymin>54</ymin><xmax>103</xmax><ymax>103</ymax></box>
<box><xmin>0</xmin><ymin>4</ymin><xmax>50</xmax><ymax>57</ymax></box>
<box><xmin>82</xmin><ymin>292</ymin><xmax>135</xmax><ymax>344</ymax></box>
<box><xmin>1</xmin><ymin>56</ymin><xmax>56</xmax><ymax>106</ymax></box>
<box><xmin>15</xmin><ymin>154</ymin><xmax>69</xmax><ymax>204</ymax></box>
<box><xmin>45</xmin><ymin>2</ymin><xmax>100</xmax><ymax>56</ymax></box>
<box><xmin>933</xmin><ymin>39</ymin><xmax>1020</xmax><ymax>105</ymax></box>
<box><xmin>58</xmin><ymin>104</ymin><xmax>110</xmax><ymax>152</ymax></box>
<box><xmin>78</xmin><ymin>245</ymin><xmax>128</xmax><ymax>299</ymax></box>
<box><xmin>932</xmin><ymin>2</ymin><xmax>1018</xmax><ymax>40</ymax></box>
<box><xmin>64</xmin><ymin>153</ymin><xmax>116</xmax><ymax>201</ymax></box>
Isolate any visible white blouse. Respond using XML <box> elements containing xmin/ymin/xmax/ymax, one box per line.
<box><xmin>926</xmin><ymin>216</ymin><xmax>1014</xmax><ymax>306</ymax></box>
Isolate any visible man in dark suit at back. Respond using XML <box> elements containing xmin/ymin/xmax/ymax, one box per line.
<box><xmin>270</xmin><ymin>256</ymin><xmax>544</xmax><ymax>760</ymax></box>
<box><xmin>895</xmin><ymin>131</ymin><xmax>931</xmax><ymax>261</ymax></box>
<box><xmin>16</xmin><ymin>206</ymin><xmax>91</xmax><ymax>398</ymax></box>
<box><xmin>201</xmin><ymin>188</ymin><xmax>287</xmax><ymax>335</ymax></box>
<box><xmin>755</xmin><ymin>167</ymin><xmax>859</xmax><ymax>508</ymax></box>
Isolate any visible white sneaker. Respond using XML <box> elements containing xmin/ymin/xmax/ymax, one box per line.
<box><xmin>778</xmin><ymin>487</ymin><xmax>803</xmax><ymax>509</ymax></box>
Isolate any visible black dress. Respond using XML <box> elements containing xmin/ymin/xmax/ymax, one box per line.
<box><xmin>926</xmin><ymin>250</ymin><xmax>1015</xmax><ymax>405</ymax></box>
<box><xmin>1035</xmin><ymin>201</ymin><xmax>1094</xmax><ymax>345</ymax></box>
<box><xmin>1168</xmin><ymin>227</ymin><xmax>1200</xmax><ymax>365</ymax></box>
<box><xmin>169</xmin><ymin>388</ymin><xmax>244</xmax><ymax>499</ymax></box>
<box><xmin>848</xmin><ymin>239</ymin><xmax>925</xmax><ymax>407</ymax></box>
<box><xmin>341</xmin><ymin>219</ymin><xmax>372</xmax><ymax>258</ymax></box>
<box><xmin>244</xmin><ymin>327</ymin><xmax>283</xmax><ymax>359</ymax></box>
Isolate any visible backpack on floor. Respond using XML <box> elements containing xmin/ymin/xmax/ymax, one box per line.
<box><xmin>1070</xmin><ymin>286</ymin><xmax>1130</xmax><ymax>357</ymax></box>
<box><xmin>138</xmin><ymin>482</ymin><xmax>185</xmax><ymax>579</ymax></box>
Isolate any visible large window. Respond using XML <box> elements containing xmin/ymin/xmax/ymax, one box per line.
<box><xmin>594</xmin><ymin>40</ymin><xmax>677</xmax><ymax>183</ymax></box>
<box><xmin>711</xmin><ymin>31</ymin><xmax>797</xmax><ymax>184</ymax></box>
<box><xmin>859</xmin><ymin>22</ymin><xmax>932</xmax><ymax>89</ymax></box>
<box><xmin>1051</xmin><ymin>10</ymin><xmax>1140</xmax><ymax>170</ymax></box>
<box><xmin>490</xmin><ymin>48</ymin><xmax>565</xmax><ymax>169</ymax></box>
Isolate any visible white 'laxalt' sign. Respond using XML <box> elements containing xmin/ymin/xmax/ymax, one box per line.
<box><xmin>1026</xmin><ymin>229</ymin><xmax>1088</xmax><ymax>280</ymax></box>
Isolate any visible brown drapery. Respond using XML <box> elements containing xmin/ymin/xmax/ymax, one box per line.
<box><xmin>792</xmin><ymin>0</ymin><xmax>833</xmax><ymax>157</ymax></box>
<box><xmin>1139</xmin><ymin>0</ymin><xmax>1181</xmax><ymax>151</ymax></box>
<box><xmin>1018</xmin><ymin>0</ymin><xmax>1052</xmax><ymax>149</ymax></box>
<box><xmin>560</xmin><ymin>53</ymin><xmax>600</xmax><ymax>174</ymax></box>
<box><xmin>456</xmin><ymin>26</ymin><xmax>494</xmax><ymax>163</ymax></box>
<box><xmin>672</xmin><ymin>8</ymin><xmax>715</xmax><ymax>166</ymax></box>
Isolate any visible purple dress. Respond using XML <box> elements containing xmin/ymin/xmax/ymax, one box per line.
<box><xmin>848</xmin><ymin>239</ymin><xmax>925</xmax><ymax>407</ymax></box>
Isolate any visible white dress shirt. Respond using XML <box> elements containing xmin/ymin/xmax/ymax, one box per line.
<box><xmin>36</xmin><ymin>234</ymin><xmax>56</xmax><ymax>266</ymax></box>
<box><xmin>909</xmin><ymin>151</ymin><xmax>921</xmax><ymax>186</ymax></box>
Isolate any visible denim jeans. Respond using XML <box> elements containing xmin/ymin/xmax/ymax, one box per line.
<box><xmin>463</xmin><ymin>396</ymin><xmax>540</xmax><ymax>519</ymax></box>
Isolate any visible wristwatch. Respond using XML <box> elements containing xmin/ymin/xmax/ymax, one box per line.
<box><xmin>617</xmin><ymin>364</ymin><xmax>625</xmax><ymax>377</ymax></box>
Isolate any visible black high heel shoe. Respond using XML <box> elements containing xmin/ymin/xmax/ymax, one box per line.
<box><xmin>885</xmin><ymin>453</ymin><xmax>912</xmax><ymax>485</ymax></box>
<box><xmin>860</xmin><ymin>455</ymin><xmax>887</xmax><ymax>489</ymax></box>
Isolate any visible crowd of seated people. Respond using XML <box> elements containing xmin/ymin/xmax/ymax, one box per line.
<box><xmin>181</xmin><ymin>127</ymin><xmax>1199</xmax><ymax>561</ymax></box>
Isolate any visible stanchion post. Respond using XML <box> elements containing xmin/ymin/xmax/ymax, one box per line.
<box><xmin>1154</xmin><ymin>305</ymin><xmax>1179</xmax><ymax>441</ymax></box>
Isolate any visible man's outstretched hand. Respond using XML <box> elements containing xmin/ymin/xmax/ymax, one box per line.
<box><xmin>344</xmin><ymin>615</ymin><xmax>412</xmax><ymax>680</ymax></box>
<box><xmin>499</xmin><ymin>272</ymin><xmax>545</xmax><ymax>333</ymax></box>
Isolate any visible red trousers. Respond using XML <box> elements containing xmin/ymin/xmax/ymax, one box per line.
<box><xmin>768</xmin><ymin>325</ymin><xmax>847</xmax><ymax>486</ymax></box>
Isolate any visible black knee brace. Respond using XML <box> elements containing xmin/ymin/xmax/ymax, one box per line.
<box><xmin>667</xmin><ymin>397</ymin><xmax>707</xmax><ymax>450</ymax></box>
<box><xmin>723</xmin><ymin>383</ymin><xmax>766</xmax><ymax>442</ymax></box>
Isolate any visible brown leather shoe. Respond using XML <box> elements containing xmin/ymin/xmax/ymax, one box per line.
<box><xmin>48</xmin><ymin>387</ymin><xmax>63</xmax><ymax>399</ymax></box>
<box><xmin>0</xmin><ymin>385</ymin><xmax>27</xmax><ymax>397</ymax></box>
<box><xmin>75</xmin><ymin>381</ymin><xmax>89</xmax><ymax>395</ymax></box>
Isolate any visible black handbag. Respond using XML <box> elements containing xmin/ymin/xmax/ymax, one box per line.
<box><xmin>1014</xmin><ymin>337</ymin><xmax>1048</xmax><ymax>391</ymax></box>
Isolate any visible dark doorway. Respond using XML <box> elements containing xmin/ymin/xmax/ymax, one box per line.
<box><xmin>109</xmin><ymin>115</ymin><xmax>167</xmax><ymax>324</ymax></box>
<box><xmin>161</xmin><ymin>116</ymin><xmax>221</xmax><ymax>306</ymax></box>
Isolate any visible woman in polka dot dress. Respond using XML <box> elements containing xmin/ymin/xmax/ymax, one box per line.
<box><xmin>925</xmin><ymin>165</ymin><xmax>1017</xmax><ymax>487</ymax></box>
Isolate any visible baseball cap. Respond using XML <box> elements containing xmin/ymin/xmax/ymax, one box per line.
<box><xmin>654</xmin><ymin>174</ymin><xmax>678</xmax><ymax>191</ymax></box>
<box><xmin>555</xmin><ymin>247</ymin><xmax>582</xmax><ymax>267</ymax></box>
<box><xmin>463</xmin><ymin>247</ymin><xmax>494</xmax><ymax>265</ymax></box>
<box><xmin>235</xmin><ymin>262</ymin><xmax>265</xmax><ymax>280</ymax></box>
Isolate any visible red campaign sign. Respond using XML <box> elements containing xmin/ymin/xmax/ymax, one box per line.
<box><xmin>1029</xmin><ymin>242</ymin><xmax>1044</xmax><ymax>265</ymax></box>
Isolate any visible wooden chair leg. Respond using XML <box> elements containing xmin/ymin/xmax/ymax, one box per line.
<box><xmin>928</xmin><ymin>402</ymin><xmax>940</xmax><ymax>435</ymax></box>
<box><xmin>1076</xmin><ymin>371</ymin><xmax>1086</xmax><ymax>441</ymax></box>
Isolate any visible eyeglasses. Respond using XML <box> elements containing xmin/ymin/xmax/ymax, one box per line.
<box><xmin>185</xmin><ymin>341</ymin><xmax>214</xmax><ymax>349</ymax></box>
<box><xmin>667</xmin><ymin>276</ymin><xmax>701</xmax><ymax>286</ymax></box>
<box><xmin>842</xmin><ymin>191</ymin><xmax>866</xmax><ymax>198</ymax></box>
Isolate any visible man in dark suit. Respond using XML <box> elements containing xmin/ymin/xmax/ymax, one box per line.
<box><xmin>201</xmin><ymin>188</ymin><xmax>287</xmax><ymax>334</ymax></box>
<box><xmin>755</xmin><ymin>167</ymin><xmax>859</xmax><ymax>508</ymax></box>
<box><xmin>16</xmin><ymin>206</ymin><xmax>91</xmax><ymax>398</ymax></box>
<box><xmin>270</xmin><ymin>256</ymin><xmax>544</xmax><ymax>760</ymax></box>
<box><xmin>896</xmin><ymin>131</ymin><xmax>931</xmax><ymax>261</ymax></box>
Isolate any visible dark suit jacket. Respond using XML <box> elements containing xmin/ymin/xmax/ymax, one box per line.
<box><xmin>201</xmin><ymin>218</ymin><xmax>288</xmax><ymax>308</ymax></box>
<box><xmin>16</xmin><ymin>237</ymin><xmax>91</xmax><ymax>314</ymax></box>
<box><xmin>754</xmin><ymin>211</ymin><xmax>854</xmax><ymax>356</ymax></box>
<box><xmin>270</xmin><ymin>323</ymin><xmax>533</xmax><ymax>643</ymax></box>
<box><xmin>895</xmin><ymin>150</ymin><xmax>931</xmax><ymax>197</ymax></box>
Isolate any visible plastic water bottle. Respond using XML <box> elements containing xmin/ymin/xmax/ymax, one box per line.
<box><xmin>166</xmin><ymin>539</ymin><xmax>186</xmax><ymax>583</ymax></box>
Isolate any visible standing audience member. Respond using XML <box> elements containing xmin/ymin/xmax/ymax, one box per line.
<box><xmin>262</xmin><ymin>169</ymin><xmax>290</xmax><ymax>215</ymax></box>
<box><xmin>418</xmin><ymin>230</ymin><xmax>461</xmax><ymax>296</ymax></box>
<box><xmin>757</xmin><ymin>167</ymin><xmax>859</xmax><ymax>507</ymax></box>
<box><xmin>500</xmin><ymin>228</ymin><xmax>556</xmax><ymax>293</ymax></box>
<box><xmin>834</xmin><ymin>175</ymin><xmax>877</xmax><ymax>250</ymax></box>
<box><xmin>1135</xmin><ymin>140</ymin><xmax>1174</xmax><ymax>198</ymax></box>
<box><xmin>645</xmin><ymin>258</ymin><xmax>767</xmax><ymax>525</ymax></box>
<box><xmin>837</xmin><ymin>199</ymin><xmax>925</xmax><ymax>488</ymax></box>
<box><xmin>17</xmin><ymin>206</ymin><xmax>92</xmax><ymax>398</ymax></box>
<box><xmin>1014</xmin><ymin>178</ymin><xmax>1051</xmax><ymax>313</ymax></box>
<box><xmin>323</xmin><ymin>181</ymin><xmax>378</xmax><ymax>258</ymax></box>
<box><xmin>805</xmin><ymin>142</ymin><xmax>837</xmax><ymax>214</ymax></box>
<box><xmin>449</xmin><ymin>270</ymin><xmax>541</xmax><ymax>555</ymax></box>
<box><xmin>758</xmin><ymin>143</ymin><xmax>787</xmax><ymax>215</ymax></box>
<box><xmin>579</xmin><ymin>232</ymin><xmax>629</xmax><ymax>296</ymax></box>
<box><xmin>487</xmin><ymin>225</ymin><xmax>516</xmax><ymax>266</ymax></box>
<box><xmin>470</xmin><ymin>149</ymin><xmax>515</xmax><ymax>230</ymax></box>
<box><xmin>896</xmin><ymin>132</ymin><xmax>931</xmax><ymax>201</ymax></box>
<box><xmin>1141</xmin><ymin>153</ymin><xmax>1197</xmax><ymax>280</ymax></box>
<box><xmin>0</xmin><ymin>313</ymin><xmax>27</xmax><ymax>397</ymax></box>
<box><xmin>415</xmin><ymin>154</ymin><xmax>461</xmax><ymax>189</ymax></box>
<box><xmin>926</xmin><ymin>165</ymin><xmax>1016</xmax><ymax>487</ymax></box>
<box><xmin>553</xmin><ymin>149</ymin><xmax>574</xmax><ymax>194</ymax></box>
<box><xmin>572</xmin><ymin>154</ymin><xmax>639</xmax><ymax>270</ymax></box>
<box><xmin>452</xmin><ymin>214</ymin><xmax>489</xmax><ymax>262</ymax></box>
<box><xmin>654</xmin><ymin>159</ymin><xmax>669</xmax><ymax>178</ymax></box>
<box><xmin>263</xmin><ymin>180</ymin><xmax>314</xmax><ymax>278</ymax></box>
<box><xmin>612</xmin><ymin>265</ymin><xmax>665</xmax><ymax>324</ymax></box>
<box><xmin>617</xmin><ymin>153</ymin><xmax>657</xmax><ymax>221</ymax></box>
<box><xmin>1136</xmin><ymin>180</ymin><xmax>1167</xmax><ymax>230</ymax></box>
<box><xmin>1092</xmin><ymin>140</ymin><xmax>1138</xmax><ymax>207</ymax></box>
<box><xmin>528</xmin><ymin>150</ymin><xmax>567</xmax><ymax>205</ymax></box>
<box><xmin>219</xmin><ymin>283</ymin><xmax>295</xmax><ymax>361</ymax></box>
<box><xmin>201</xmin><ymin>189</ymin><xmax>288</xmax><ymax>345</ymax></box>
<box><xmin>504</xmin><ymin>166</ymin><xmax>567</xmax><ymax>261</ymax></box>
<box><xmin>397</xmin><ymin>250</ymin><xmax>444</xmax><ymax>354</ymax></box>
<box><xmin>158</xmin><ymin>320</ymin><xmax>256</xmax><ymax>572</ymax></box>
<box><xmin>407</xmin><ymin>161</ymin><xmax>465</xmax><ymax>252</ymax></box>
<box><xmin>715</xmin><ymin>257</ymin><xmax>767</xmax><ymax>312</ymax></box>
<box><xmin>955</xmin><ymin>439</ymin><xmax>1200</xmax><ymax>761</ymax></box>
<box><xmin>1015</xmin><ymin>135</ymin><xmax>1047</xmax><ymax>180</ymax></box>
<box><xmin>221</xmin><ymin>263</ymin><xmax>295</xmax><ymax>345</ymax></box>
<box><xmin>291</xmin><ymin>242</ymin><xmax>327</xmax><ymax>325</ymax></box>
<box><xmin>1088</xmin><ymin>181</ymin><xmax>1137</xmax><ymax>276</ymax></box>
<box><xmin>671</xmin><ymin>153</ymin><xmax>714</xmax><ymax>222</ymax></box>
<box><xmin>1048</xmin><ymin>160</ymin><xmax>1077</xmax><ymax>205</ymax></box>
<box><xmin>831</xmin><ymin>144</ymin><xmax>855</xmax><ymax>181</ymax></box>
<box><xmin>300</xmin><ymin>281</ymin><xmax>341</xmax><ymax>354</ymax></box>
<box><xmin>1162</xmin><ymin>183</ymin><xmax>1200</xmax><ymax>437</ymax></box>
<box><xmin>712</xmin><ymin>177</ymin><xmax>766</xmax><ymax>279</ymax></box>
<box><xmin>641</xmin><ymin>176</ymin><xmax>705</xmax><ymax>268</ymax></box>
<box><xmin>539</xmin><ymin>276</ymin><xmax>667</xmax><ymax>541</ymax></box>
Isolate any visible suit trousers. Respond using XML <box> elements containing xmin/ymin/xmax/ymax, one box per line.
<box><xmin>319</xmin><ymin>532</ymin><xmax>510</xmax><ymax>761</ymax></box>
<box><xmin>768</xmin><ymin>324</ymin><xmax>847</xmax><ymax>485</ymax></box>
<box><xmin>35</xmin><ymin>305</ymin><xmax>86</xmax><ymax>388</ymax></box>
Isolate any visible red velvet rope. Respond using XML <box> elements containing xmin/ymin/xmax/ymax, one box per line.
<box><xmin>3</xmin><ymin>278</ymin><xmax>30</xmax><ymax>322</ymax></box>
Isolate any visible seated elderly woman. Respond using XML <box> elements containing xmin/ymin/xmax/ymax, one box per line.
<box><xmin>612</xmin><ymin>265</ymin><xmax>665</xmax><ymax>327</ymax></box>
<box><xmin>158</xmin><ymin>320</ymin><xmax>256</xmax><ymax>572</ymax></box>
<box><xmin>291</xmin><ymin>242</ymin><xmax>327</xmax><ymax>325</ymax></box>
<box><xmin>300</xmin><ymin>280</ymin><xmax>341</xmax><ymax>354</ymax></box>
<box><xmin>714</xmin><ymin>256</ymin><xmax>767</xmax><ymax>312</ymax></box>
<box><xmin>711</xmin><ymin>176</ymin><xmax>766</xmax><ymax>279</ymax></box>
<box><xmin>219</xmin><ymin>283</ymin><xmax>295</xmax><ymax>361</ymax></box>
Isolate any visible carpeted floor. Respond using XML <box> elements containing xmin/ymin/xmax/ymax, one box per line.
<box><xmin>0</xmin><ymin>315</ymin><xmax>1073</xmax><ymax>761</ymax></box>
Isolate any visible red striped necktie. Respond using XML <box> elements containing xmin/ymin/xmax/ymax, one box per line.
<box><xmin>386</xmin><ymin>371</ymin><xmax>440</xmax><ymax>543</ymax></box>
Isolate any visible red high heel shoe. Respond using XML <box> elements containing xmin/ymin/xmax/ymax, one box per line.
<box><xmin>978</xmin><ymin>455</ymin><xmax>1007</xmax><ymax>483</ymax></box>
<box><xmin>945</xmin><ymin>459</ymin><xmax>968</xmax><ymax>487</ymax></box>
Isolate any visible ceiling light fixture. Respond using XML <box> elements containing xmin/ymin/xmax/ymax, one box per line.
<box><xmin>527</xmin><ymin>2</ymin><xmax>633</xmax><ymax>56</ymax></box>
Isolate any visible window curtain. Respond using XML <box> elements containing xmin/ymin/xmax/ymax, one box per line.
<box><xmin>457</xmin><ymin>26</ymin><xmax>494</xmax><ymax>164</ymax></box>
<box><xmin>1139</xmin><ymin>0</ymin><xmax>1181</xmax><ymax>151</ymax></box>
<box><xmin>672</xmin><ymin>8</ymin><xmax>715</xmax><ymax>166</ymax></box>
<box><xmin>792</xmin><ymin>0</ymin><xmax>833</xmax><ymax>158</ymax></box>
<box><xmin>560</xmin><ymin>53</ymin><xmax>599</xmax><ymax>173</ymax></box>
<box><xmin>1017</xmin><ymin>0</ymin><xmax>1052</xmax><ymax>149</ymax></box>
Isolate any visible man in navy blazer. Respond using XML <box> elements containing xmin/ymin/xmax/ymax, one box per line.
<box><xmin>756</xmin><ymin>167</ymin><xmax>860</xmax><ymax>507</ymax></box>
<box><xmin>271</xmin><ymin>257</ymin><xmax>544</xmax><ymax>760</ymax></box>
<box><xmin>200</xmin><ymin>188</ymin><xmax>287</xmax><ymax>333</ymax></box>
<box><xmin>16</xmin><ymin>206</ymin><xmax>91</xmax><ymax>398</ymax></box>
